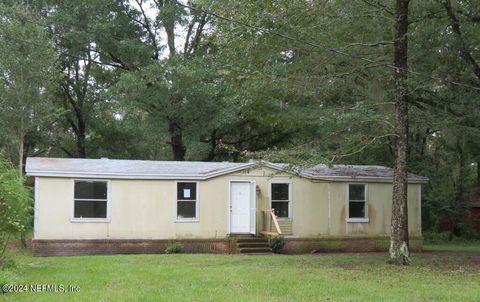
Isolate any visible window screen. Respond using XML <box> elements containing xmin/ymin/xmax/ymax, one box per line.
<box><xmin>348</xmin><ymin>184</ymin><xmax>366</xmax><ymax>218</ymax></box>
<box><xmin>271</xmin><ymin>183</ymin><xmax>290</xmax><ymax>218</ymax></box>
<box><xmin>74</xmin><ymin>181</ymin><xmax>108</xmax><ymax>219</ymax></box>
<box><xmin>177</xmin><ymin>182</ymin><xmax>197</xmax><ymax>219</ymax></box>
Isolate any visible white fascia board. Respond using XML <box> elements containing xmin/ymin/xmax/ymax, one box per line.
<box><xmin>25</xmin><ymin>162</ymin><xmax>257</xmax><ymax>180</ymax></box>
<box><xmin>25</xmin><ymin>171</ymin><xmax>205</xmax><ymax>180</ymax></box>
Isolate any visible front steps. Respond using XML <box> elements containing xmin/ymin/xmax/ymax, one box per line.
<box><xmin>233</xmin><ymin>237</ymin><xmax>273</xmax><ymax>255</ymax></box>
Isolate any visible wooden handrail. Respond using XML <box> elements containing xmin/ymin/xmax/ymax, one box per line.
<box><xmin>260</xmin><ymin>209</ymin><xmax>282</xmax><ymax>237</ymax></box>
<box><xmin>270</xmin><ymin>209</ymin><xmax>282</xmax><ymax>235</ymax></box>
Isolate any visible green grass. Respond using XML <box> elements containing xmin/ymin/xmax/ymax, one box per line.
<box><xmin>423</xmin><ymin>241</ymin><xmax>480</xmax><ymax>253</ymax></box>
<box><xmin>2</xmin><ymin>243</ymin><xmax>480</xmax><ymax>302</ymax></box>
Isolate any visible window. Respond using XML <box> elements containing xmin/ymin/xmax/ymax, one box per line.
<box><xmin>177</xmin><ymin>182</ymin><xmax>198</xmax><ymax>220</ymax></box>
<box><xmin>271</xmin><ymin>183</ymin><xmax>291</xmax><ymax>218</ymax></box>
<box><xmin>73</xmin><ymin>180</ymin><xmax>108</xmax><ymax>219</ymax></box>
<box><xmin>348</xmin><ymin>184</ymin><xmax>367</xmax><ymax>221</ymax></box>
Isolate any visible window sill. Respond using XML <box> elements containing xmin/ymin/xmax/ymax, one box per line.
<box><xmin>346</xmin><ymin>218</ymin><xmax>369</xmax><ymax>223</ymax></box>
<box><xmin>71</xmin><ymin>218</ymin><xmax>110</xmax><ymax>223</ymax></box>
<box><xmin>277</xmin><ymin>217</ymin><xmax>292</xmax><ymax>221</ymax></box>
<box><xmin>175</xmin><ymin>219</ymin><xmax>200</xmax><ymax>223</ymax></box>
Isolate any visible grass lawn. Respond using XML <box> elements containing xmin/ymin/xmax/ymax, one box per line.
<box><xmin>2</xmin><ymin>243</ymin><xmax>480</xmax><ymax>302</ymax></box>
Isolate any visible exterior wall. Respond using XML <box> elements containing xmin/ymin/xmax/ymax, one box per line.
<box><xmin>471</xmin><ymin>207</ymin><xmax>480</xmax><ymax>231</ymax></box>
<box><xmin>34</xmin><ymin>167</ymin><xmax>422</xmax><ymax>243</ymax></box>
<box><xmin>308</xmin><ymin>182</ymin><xmax>422</xmax><ymax>238</ymax></box>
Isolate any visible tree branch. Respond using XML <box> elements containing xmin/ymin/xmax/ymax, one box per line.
<box><xmin>360</xmin><ymin>0</ymin><xmax>394</xmax><ymax>16</ymax></box>
<box><xmin>133</xmin><ymin>0</ymin><xmax>161</xmax><ymax>59</ymax></box>
<box><xmin>443</xmin><ymin>0</ymin><xmax>480</xmax><ymax>81</ymax></box>
<box><xmin>342</xmin><ymin>41</ymin><xmax>393</xmax><ymax>49</ymax></box>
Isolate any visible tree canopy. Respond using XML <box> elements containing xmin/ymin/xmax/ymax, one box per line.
<box><xmin>0</xmin><ymin>0</ymin><xmax>479</xmax><ymax>241</ymax></box>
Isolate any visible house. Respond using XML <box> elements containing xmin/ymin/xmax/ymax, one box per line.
<box><xmin>467</xmin><ymin>190</ymin><xmax>480</xmax><ymax>231</ymax></box>
<box><xmin>25</xmin><ymin>157</ymin><xmax>428</xmax><ymax>256</ymax></box>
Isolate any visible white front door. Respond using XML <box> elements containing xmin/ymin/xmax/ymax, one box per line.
<box><xmin>230</xmin><ymin>181</ymin><xmax>255</xmax><ymax>234</ymax></box>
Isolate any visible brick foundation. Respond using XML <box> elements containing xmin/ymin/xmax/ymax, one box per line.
<box><xmin>32</xmin><ymin>239</ymin><xmax>232</xmax><ymax>256</ymax></box>
<box><xmin>32</xmin><ymin>236</ymin><xmax>423</xmax><ymax>256</ymax></box>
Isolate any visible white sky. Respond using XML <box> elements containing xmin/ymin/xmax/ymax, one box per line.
<box><xmin>129</xmin><ymin>0</ymin><xmax>190</xmax><ymax>58</ymax></box>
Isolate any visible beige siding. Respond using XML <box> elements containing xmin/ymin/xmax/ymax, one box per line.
<box><xmin>34</xmin><ymin>166</ymin><xmax>422</xmax><ymax>239</ymax></box>
<box><xmin>270</xmin><ymin>220</ymin><xmax>293</xmax><ymax>235</ymax></box>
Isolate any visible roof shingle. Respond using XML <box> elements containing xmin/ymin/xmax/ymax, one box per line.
<box><xmin>25</xmin><ymin>157</ymin><xmax>428</xmax><ymax>183</ymax></box>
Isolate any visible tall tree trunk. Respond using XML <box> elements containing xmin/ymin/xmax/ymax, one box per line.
<box><xmin>389</xmin><ymin>0</ymin><xmax>411</xmax><ymax>265</ymax></box>
<box><xmin>204</xmin><ymin>129</ymin><xmax>218</xmax><ymax>161</ymax></box>
<box><xmin>21</xmin><ymin>140</ymin><xmax>30</xmax><ymax>177</ymax></box>
<box><xmin>162</xmin><ymin>0</ymin><xmax>176</xmax><ymax>56</ymax></box>
<box><xmin>18</xmin><ymin>116</ymin><xmax>24</xmax><ymax>176</ymax></box>
<box><xmin>18</xmin><ymin>134</ymin><xmax>24</xmax><ymax>177</ymax></box>
<box><xmin>477</xmin><ymin>161</ymin><xmax>480</xmax><ymax>188</ymax></box>
<box><xmin>452</xmin><ymin>137</ymin><xmax>466</xmax><ymax>235</ymax></box>
<box><xmin>455</xmin><ymin>137</ymin><xmax>465</xmax><ymax>205</ymax></box>
<box><xmin>77</xmin><ymin>119</ymin><xmax>86</xmax><ymax>158</ymax></box>
<box><xmin>169</xmin><ymin>120</ymin><xmax>186</xmax><ymax>161</ymax></box>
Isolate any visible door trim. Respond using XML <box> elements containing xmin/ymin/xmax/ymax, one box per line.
<box><xmin>228</xmin><ymin>180</ymin><xmax>256</xmax><ymax>235</ymax></box>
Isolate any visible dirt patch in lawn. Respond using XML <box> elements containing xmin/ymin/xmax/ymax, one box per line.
<box><xmin>311</xmin><ymin>251</ymin><xmax>480</xmax><ymax>273</ymax></box>
<box><xmin>414</xmin><ymin>252</ymin><xmax>480</xmax><ymax>273</ymax></box>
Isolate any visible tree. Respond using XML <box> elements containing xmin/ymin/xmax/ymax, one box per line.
<box><xmin>0</xmin><ymin>4</ymin><xmax>57</xmax><ymax>175</ymax></box>
<box><xmin>42</xmin><ymin>0</ymin><xmax>150</xmax><ymax>158</ymax></box>
<box><xmin>115</xmin><ymin>0</ymin><xmax>214</xmax><ymax>160</ymax></box>
<box><xmin>388</xmin><ymin>0</ymin><xmax>411</xmax><ymax>265</ymax></box>
<box><xmin>113</xmin><ymin>1</ymin><xmax>246</xmax><ymax>161</ymax></box>
<box><xmin>443</xmin><ymin>0</ymin><xmax>480</xmax><ymax>82</ymax></box>
<box><xmin>211</xmin><ymin>0</ymin><xmax>393</xmax><ymax>164</ymax></box>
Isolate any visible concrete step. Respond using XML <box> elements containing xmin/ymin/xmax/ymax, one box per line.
<box><xmin>243</xmin><ymin>252</ymin><xmax>275</xmax><ymax>255</ymax></box>
<box><xmin>237</xmin><ymin>242</ymin><xmax>270</xmax><ymax>248</ymax></box>
<box><xmin>239</xmin><ymin>247</ymin><xmax>272</xmax><ymax>254</ymax></box>
<box><xmin>235</xmin><ymin>238</ymin><xmax>269</xmax><ymax>243</ymax></box>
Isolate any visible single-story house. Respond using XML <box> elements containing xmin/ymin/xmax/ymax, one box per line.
<box><xmin>25</xmin><ymin>157</ymin><xmax>428</xmax><ymax>256</ymax></box>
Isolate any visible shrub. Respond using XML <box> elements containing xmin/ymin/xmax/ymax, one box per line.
<box><xmin>423</xmin><ymin>230</ymin><xmax>480</xmax><ymax>243</ymax></box>
<box><xmin>0</xmin><ymin>152</ymin><xmax>32</xmax><ymax>267</ymax></box>
<box><xmin>165</xmin><ymin>242</ymin><xmax>184</xmax><ymax>254</ymax></box>
<box><xmin>423</xmin><ymin>231</ymin><xmax>454</xmax><ymax>243</ymax></box>
<box><xmin>270</xmin><ymin>235</ymin><xmax>285</xmax><ymax>253</ymax></box>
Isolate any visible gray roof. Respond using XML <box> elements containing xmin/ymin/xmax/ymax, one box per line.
<box><xmin>303</xmin><ymin>164</ymin><xmax>428</xmax><ymax>182</ymax></box>
<box><xmin>25</xmin><ymin>157</ymin><xmax>250</xmax><ymax>179</ymax></box>
<box><xmin>25</xmin><ymin>157</ymin><xmax>428</xmax><ymax>183</ymax></box>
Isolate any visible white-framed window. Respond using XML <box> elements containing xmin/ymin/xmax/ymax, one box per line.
<box><xmin>270</xmin><ymin>182</ymin><xmax>292</xmax><ymax>218</ymax></box>
<box><xmin>176</xmin><ymin>182</ymin><xmax>199</xmax><ymax>221</ymax></box>
<box><xmin>347</xmin><ymin>183</ymin><xmax>369</xmax><ymax>223</ymax></box>
<box><xmin>72</xmin><ymin>180</ymin><xmax>110</xmax><ymax>222</ymax></box>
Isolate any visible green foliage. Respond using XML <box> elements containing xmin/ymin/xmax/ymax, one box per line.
<box><xmin>0</xmin><ymin>0</ymin><xmax>478</xmax><ymax>237</ymax></box>
<box><xmin>423</xmin><ymin>230</ymin><xmax>480</xmax><ymax>243</ymax></box>
<box><xmin>164</xmin><ymin>242</ymin><xmax>184</xmax><ymax>254</ymax></box>
<box><xmin>0</xmin><ymin>4</ymin><xmax>58</xmax><ymax>166</ymax></box>
<box><xmin>270</xmin><ymin>235</ymin><xmax>285</xmax><ymax>253</ymax></box>
<box><xmin>423</xmin><ymin>231</ymin><xmax>457</xmax><ymax>243</ymax></box>
<box><xmin>0</xmin><ymin>152</ymin><xmax>31</xmax><ymax>266</ymax></box>
<box><xmin>214</xmin><ymin>0</ymin><xmax>480</xmax><ymax>236</ymax></box>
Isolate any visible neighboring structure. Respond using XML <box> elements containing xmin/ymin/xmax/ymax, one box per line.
<box><xmin>25</xmin><ymin>157</ymin><xmax>428</xmax><ymax>256</ymax></box>
<box><xmin>467</xmin><ymin>191</ymin><xmax>480</xmax><ymax>231</ymax></box>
